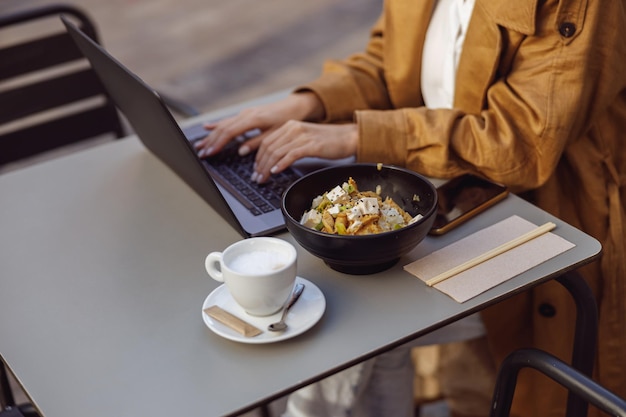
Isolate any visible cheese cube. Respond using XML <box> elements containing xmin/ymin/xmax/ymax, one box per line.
<box><xmin>356</xmin><ymin>197</ymin><xmax>379</xmax><ymax>215</ymax></box>
<box><xmin>326</xmin><ymin>186</ymin><xmax>348</xmax><ymax>204</ymax></box>
<box><xmin>300</xmin><ymin>209</ymin><xmax>322</xmax><ymax>228</ymax></box>
<box><xmin>327</xmin><ymin>204</ymin><xmax>341</xmax><ymax>216</ymax></box>
<box><xmin>347</xmin><ymin>197</ymin><xmax>379</xmax><ymax>221</ymax></box>
<box><xmin>380</xmin><ymin>206</ymin><xmax>404</xmax><ymax>227</ymax></box>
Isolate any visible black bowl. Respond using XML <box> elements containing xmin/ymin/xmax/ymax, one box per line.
<box><xmin>281</xmin><ymin>163</ymin><xmax>438</xmax><ymax>274</ymax></box>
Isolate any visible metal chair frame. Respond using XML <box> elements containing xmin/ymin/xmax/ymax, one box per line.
<box><xmin>491</xmin><ymin>348</ymin><xmax>626</xmax><ymax>417</ymax></box>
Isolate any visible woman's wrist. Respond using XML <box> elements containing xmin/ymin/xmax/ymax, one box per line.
<box><xmin>291</xmin><ymin>91</ymin><xmax>326</xmax><ymax>122</ymax></box>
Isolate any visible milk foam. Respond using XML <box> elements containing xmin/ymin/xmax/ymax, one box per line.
<box><xmin>229</xmin><ymin>250</ymin><xmax>289</xmax><ymax>274</ymax></box>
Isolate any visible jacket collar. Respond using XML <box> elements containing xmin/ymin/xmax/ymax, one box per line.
<box><xmin>479</xmin><ymin>0</ymin><xmax>539</xmax><ymax>35</ymax></box>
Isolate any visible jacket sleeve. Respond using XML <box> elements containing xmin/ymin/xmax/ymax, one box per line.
<box><xmin>298</xmin><ymin>14</ymin><xmax>394</xmax><ymax>123</ymax></box>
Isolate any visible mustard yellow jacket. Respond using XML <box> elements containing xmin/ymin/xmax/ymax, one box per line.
<box><xmin>302</xmin><ymin>0</ymin><xmax>626</xmax><ymax>415</ymax></box>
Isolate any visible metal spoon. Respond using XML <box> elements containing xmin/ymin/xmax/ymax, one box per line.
<box><xmin>268</xmin><ymin>283</ymin><xmax>305</xmax><ymax>332</ymax></box>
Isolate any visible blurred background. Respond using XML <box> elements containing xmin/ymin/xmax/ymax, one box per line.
<box><xmin>1</xmin><ymin>0</ymin><xmax>382</xmax><ymax>114</ymax></box>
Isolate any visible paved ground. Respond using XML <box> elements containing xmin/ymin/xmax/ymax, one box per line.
<box><xmin>1</xmin><ymin>0</ymin><xmax>381</xmax><ymax>114</ymax></box>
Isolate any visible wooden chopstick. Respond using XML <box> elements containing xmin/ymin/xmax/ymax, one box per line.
<box><xmin>425</xmin><ymin>222</ymin><xmax>557</xmax><ymax>287</ymax></box>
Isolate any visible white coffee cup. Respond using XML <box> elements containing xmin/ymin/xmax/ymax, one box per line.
<box><xmin>205</xmin><ymin>237</ymin><xmax>297</xmax><ymax>316</ymax></box>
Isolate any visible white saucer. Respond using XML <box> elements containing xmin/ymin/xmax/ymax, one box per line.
<box><xmin>202</xmin><ymin>277</ymin><xmax>326</xmax><ymax>344</ymax></box>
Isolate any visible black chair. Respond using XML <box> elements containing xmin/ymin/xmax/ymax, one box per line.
<box><xmin>0</xmin><ymin>3</ymin><xmax>199</xmax><ymax>168</ymax></box>
<box><xmin>0</xmin><ymin>360</ymin><xmax>39</xmax><ymax>417</ymax></box>
<box><xmin>491</xmin><ymin>348</ymin><xmax>626</xmax><ymax>417</ymax></box>
<box><xmin>0</xmin><ymin>4</ymin><xmax>126</xmax><ymax>166</ymax></box>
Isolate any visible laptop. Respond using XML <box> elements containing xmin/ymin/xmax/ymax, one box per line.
<box><xmin>62</xmin><ymin>16</ymin><xmax>346</xmax><ymax>237</ymax></box>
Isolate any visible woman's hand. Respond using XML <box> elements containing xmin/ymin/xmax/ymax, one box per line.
<box><xmin>251</xmin><ymin>121</ymin><xmax>359</xmax><ymax>183</ymax></box>
<box><xmin>194</xmin><ymin>92</ymin><xmax>325</xmax><ymax>158</ymax></box>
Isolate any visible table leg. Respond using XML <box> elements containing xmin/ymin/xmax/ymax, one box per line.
<box><xmin>556</xmin><ymin>270</ymin><xmax>598</xmax><ymax>417</ymax></box>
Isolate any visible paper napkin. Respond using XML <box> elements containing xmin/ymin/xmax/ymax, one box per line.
<box><xmin>404</xmin><ymin>215</ymin><xmax>575</xmax><ymax>303</ymax></box>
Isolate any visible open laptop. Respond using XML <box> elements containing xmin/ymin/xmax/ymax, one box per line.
<box><xmin>62</xmin><ymin>16</ymin><xmax>345</xmax><ymax>237</ymax></box>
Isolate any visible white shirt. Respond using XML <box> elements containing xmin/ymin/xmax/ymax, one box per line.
<box><xmin>421</xmin><ymin>0</ymin><xmax>476</xmax><ymax>109</ymax></box>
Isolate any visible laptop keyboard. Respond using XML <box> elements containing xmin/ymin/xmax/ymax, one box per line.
<box><xmin>184</xmin><ymin>124</ymin><xmax>301</xmax><ymax>216</ymax></box>
<box><xmin>208</xmin><ymin>148</ymin><xmax>300</xmax><ymax>216</ymax></box>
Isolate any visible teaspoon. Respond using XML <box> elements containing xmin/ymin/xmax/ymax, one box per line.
<box><xmin>268</xmin><ymin>283</ymin><xmax>305</xmax><ymax>332</ymax></box>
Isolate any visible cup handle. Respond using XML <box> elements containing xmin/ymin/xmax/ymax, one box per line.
<box><xmin>205</xmin><ymin>252</ymin><xmax>224</xmax><ymax>282</ymax></box>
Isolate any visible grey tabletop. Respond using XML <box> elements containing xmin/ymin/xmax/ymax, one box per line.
<box><xmin>0</xmin><ymin>115</ymin><xmax>601</xmax><ymax>417</ymax></box>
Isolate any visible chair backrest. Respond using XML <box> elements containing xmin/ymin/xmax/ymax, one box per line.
<box><xmin>490</xmin><ymin>348</ymin><xmax>626</xmax><ymax>417</ymax></box>
<box><xmin>0</xmin><ymin>4</ymin><xmax>126</xmax><ymax>166</ymax></box>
